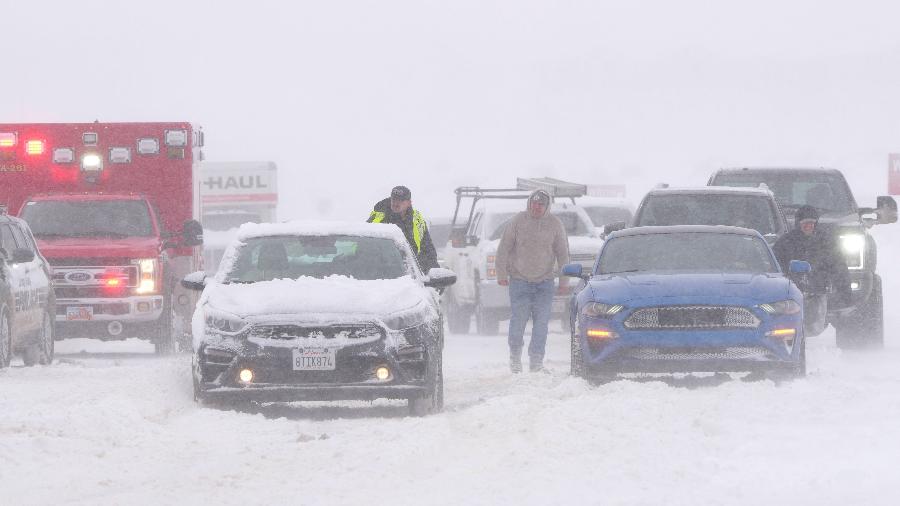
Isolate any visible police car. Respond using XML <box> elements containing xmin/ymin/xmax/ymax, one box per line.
<box><xmin>0</xmin><ymin>210</ymin><xmax>55</xmax><ymax>367</ymax></box>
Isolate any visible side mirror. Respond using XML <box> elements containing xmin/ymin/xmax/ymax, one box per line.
<box><xmin>561</xmin><ymin>263</ymin><xmax>585</xmax><ymax>279</ymax></box>
<box><xmin>425</xmin><ymin>267</ymin><xmax>457</xmax><ymax>288</ymax></box>
<box><xmin>11</xmin><ymin>248</ymin><xmax>35</xmax><ymax>264</ymax></box>
<box><xmin>789</xmin><ymin>260</ymin><xmax>811</xmax><ymax>274</ymax></box>
<box><xmin>876</xmin><ymin>196</ymin><xmax>898</xmax><ymax>224</ymax></box>
<box><xmin>182</xmin><ymin>219</ymin><xmax>204</xmax><ymax>247</ymax></box>
<box><xmin>181</xmin><ymin>270</ymin><xmax>208</xmax><ymax>291</ymax></box>
<box><xmin>603</xmin><ymin>221</ymin><xmax>627</xmax><ymax>236</ymax></box>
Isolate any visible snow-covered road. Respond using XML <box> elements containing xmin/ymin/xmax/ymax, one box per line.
<box><xmin>2</xmin><ymin>324</ymin><xmax>899</xmax><ymax>506</ymax></box>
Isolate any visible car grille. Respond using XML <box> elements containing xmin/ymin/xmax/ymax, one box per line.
<box><xmin>622</xmin><ymin>347</ymin><xmax>773</xmax><ymax>361</ymax></box>
<box><xmin>624</xmin><ymin>306</ymin><xmax>760</xmax><ymax>329</ymax></box>
<box><xmin>250</xmin><ymin>324</ymin><xmax>384</xmax><ymax>341</ymax></box>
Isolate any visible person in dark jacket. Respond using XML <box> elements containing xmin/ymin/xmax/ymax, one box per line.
<box><xmin>367</xmin><ymin>185</ymin><xmax>439</xmax><ymax>273</ymax></box>
<box><xmin>772</xmin><ymin>205</ymin><xmax>851</xmax><ymax>307</ymax></box>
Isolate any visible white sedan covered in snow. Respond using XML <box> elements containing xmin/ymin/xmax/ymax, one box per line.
<box><xmin>181</xmin><ymin>221</ymin><xmax>456</xmax><ymax>415</ymax></box>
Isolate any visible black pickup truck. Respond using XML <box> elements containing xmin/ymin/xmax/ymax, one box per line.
<box><xmin>708</xmin><ymin>168</ymin><xmax>897</xmax><ymax>349</ymax></box>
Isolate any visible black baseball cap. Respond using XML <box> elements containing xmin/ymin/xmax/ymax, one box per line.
<box><xmin>390</xmin><ymin>185</ymin><xmax>411</xmax><ymax>200</ymax></box>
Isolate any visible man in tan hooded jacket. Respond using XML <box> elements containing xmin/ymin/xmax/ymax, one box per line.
<box><xmin>495</xmin><ymin>189</ymin><xmax>569</xmax><ymax>372</ymax></box>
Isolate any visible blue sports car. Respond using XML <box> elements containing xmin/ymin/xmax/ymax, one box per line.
<box><xmin>562</xmin><ymin>225</ymin><xmax>810</xmax><ymax>380</ymax></box>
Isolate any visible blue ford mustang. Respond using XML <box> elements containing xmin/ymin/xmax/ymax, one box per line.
<box><xmin>563</xmin><ymin>225</ymin><xmax>809</xmax><ymax>380</ymax></box>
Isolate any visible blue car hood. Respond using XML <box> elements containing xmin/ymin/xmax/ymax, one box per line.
<box><xmin>587</xmin><ymin>272</ymin><xmax>791</xmax><ymax>305</ymax></box>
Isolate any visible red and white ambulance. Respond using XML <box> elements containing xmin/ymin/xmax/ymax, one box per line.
<box><xmin>0</xmin><ymin>122</ymin><xmax>205</xmax><ymax>353</ymax></box>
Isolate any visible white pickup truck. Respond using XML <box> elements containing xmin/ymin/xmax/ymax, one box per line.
<box><xmin>442</xmin><ymin>197</ymin><xmax>603</xmax><ymax>335</ymax></box>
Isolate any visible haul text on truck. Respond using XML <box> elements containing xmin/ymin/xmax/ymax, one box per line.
<box><xmin>0</xmin><ymin>122</ymin><xmax>205</xmax><ymax>353</ymax></box>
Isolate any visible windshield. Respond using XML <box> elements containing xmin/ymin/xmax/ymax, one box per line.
<box><xmin>712</xmin><ymin>172</ymin><xmax>854</xmax><ymax>213</ymax></box>
<box><xmin>487</xmin><ymin>210</ymin><xmax>593</xmax><ymax>240</ymax></box>
<box><xmin>202</xmin><ymin>212</ymin><xmax>262</xmax><ymax>231</ymax></box>
<box><xmin>584</xmin><ymin>206</ymin><xmax>633</xmax><ymax>227</ymax></box>
<box><xmin>598</xmin><ymin>232</ymin><xmax>777</xmax><ymax>274</ymax></box>
<box><xmin>20</xmin><ymin>200</ymin><xmax>154</xmax><ymax>238</ymax></box>
<box><xmin>635</xmin><ymin>194</ymin><xmax>781</xmax><ymax>234</ymax></box>
<box><xmin>226</xmin><ymin>235</ymin><xmax>410</xmax><ymax>282</ymax></box>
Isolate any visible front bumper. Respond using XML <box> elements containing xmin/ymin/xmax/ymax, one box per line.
<box><xmin>55</xmin><ymin>295</ymin><xmax>164</xmax><ymax>323</ymax></box>
<box><xmin>195</xmin><ymin>330</ymin><xmax>432</xmax><ymax>403</ymax></box>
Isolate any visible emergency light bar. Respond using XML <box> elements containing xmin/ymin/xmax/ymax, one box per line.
<box><xmin>0</xmin><ymin>132</ymin><xmax>16</xmax><ymax>148</ymax></box>
<box><xmin>25</xmin><ymin>140</ymin><xmax>45</xmax><ymax>155</ymax></box>
<box><xmin>165</xmin><ymin>129</ymin><xmax>187</xmax><ymax>147</ymax></box>
<box><xmin>53</xmin><ymin>147</ymin><xmax>75</xmax><ymax>164</ymax></box>
<box><xmin>109</xmin><ymin>147</ymin><xmax>131</xmax><ymax>164</ymax></box>
<box><xmin>137</xmin><ymin>138</ymin><xmax>160</xmax><ymax>154</ymax></box>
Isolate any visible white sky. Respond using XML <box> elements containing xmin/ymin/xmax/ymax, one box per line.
<box><xmin>4</xmin><ymin>0</ymin><xmax>900</xmax><ymax>219</ymax></box>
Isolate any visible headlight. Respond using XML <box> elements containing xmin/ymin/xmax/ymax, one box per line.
<box><xmin>759</xmin><ymin>300</ymin><xmax>801</xmax><ymax>315</ymax></box>
<box><xmin>204</xmin><ymin>308</ymin><xmax>248</xmax><ymax>334</ymax></box>
<box><xmin>134</xmin><ymin>258</ymin><xmax>158</xmax><ymax>294</ymax></box>
<box><xmin>382</xmin><ymin>309</ymin><xmax>427</xmax><ymax>331</ymax></box>
<box><xmin>582</xmin><ymin>302</ymin><xmax>624</xmax><ymax>318</ymax></box>
<box><xmin>839</xmin><ymin>234</ymin><xmax>865</xmax><ymax>269</ymax></box>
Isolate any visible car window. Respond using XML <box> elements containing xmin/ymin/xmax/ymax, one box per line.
<box><xmin>584</xmin><ymin>206</ymin><xmax>633</xmax><ymax>227</ymax></box>
<box><xmin>712</xmin><ymin>172</ymin><xmax>854</xmax><ymax>213</ymax></box>
<box><xmin>226</xmin><ymin>235</ymin><xmax>411</xmax><ymax>282</ymax></box>
<box><xmin>0</xmin><ymin>224</ymin><xmax>17</xmax><ymax>252</ymax></box>
<box><xmin>636</xmin><ymin>194</ymin><xmax>779</xmax><ymax>234</ymax></box>
<box><xmin>10</xmin><ymin>225</ymin><xmax>32</xmax><ymax>252</ymax></box>
<box><xmin>598</xmin><ymin>232</ymin><xmax>777</xmax><ymax>274</ymax></box>
<box><xmin>20</xmin><ymin>199</ymin><xmax>154</xmax><ymax>238</ymax></box>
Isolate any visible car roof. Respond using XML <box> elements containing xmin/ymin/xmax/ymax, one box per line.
<box><xmin>646</xmin><ymin>186</ymin><xmax>774</xmax><ymax>197</ymax></box>
<box><xmin>714</xmin><ymin>167</ymin><xmax>843</xmax><ymax>176</ymax></box>
<box><xmin>608</xmin><ymin>224</ymin><xmax>763</xmax><ymax>239</ymax></box>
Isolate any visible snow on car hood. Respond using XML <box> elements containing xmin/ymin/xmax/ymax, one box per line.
<box><xmin>588</xmin><ymin>272</ymin><xmax>791</xmax><ymax>304</ymax></box>
<box><xmin>203</xmin><ymin>275</ymin><xmax>427</xmax><ymax>320</ymax></box>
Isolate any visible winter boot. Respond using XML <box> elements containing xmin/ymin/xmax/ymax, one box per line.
<box><xmin>529</xmin><ymin>355</ymin><xmax>544</xmax><ymax>373</ymax></box>
<box><xmin>509</xmin><ymin>349</ymin><xmax>523</xmax><ymax>374</ymax></box>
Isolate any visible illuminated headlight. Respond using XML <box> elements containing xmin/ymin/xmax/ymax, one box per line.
<box><xmin>109</xmin><ymin>147</ymin><xmax>131</xmax><ymax>164</ymax></box>
<box><xmin>204</xmin><ymin>308</ymin><xmax>248</xmax><ymax>334</ymax></box>
<box><xmin>81</xmin><ymin>153</ymin><xmax>103</xmax><ymax>170</ymax></box>
<box><xmin>53</xmin><ymin>147</ymin><xmax>75</xmax><ymax>164</ymax></box>
<box><xmin>134</xmin><ymin>258</ymin><xmax>158</xmax><ymax>294</ymax></box>
<box><xmin>759</xmin><ymin>300</ymin><xmax>801</xmax><ymax>315</ymax></box>
<box><xmin>839</xmin><ymin>234</ymin><xmax>865</xmax><ymax>269</ymax></box>
<box><xmin>582</xmin><ymin>302</ymin><xmax>624</xmax><ymax>318</ymax></box>
<box><xmin>165</xmin><ymin>129</ymin><xmax>188</xmax><ymax>147</ymax></box>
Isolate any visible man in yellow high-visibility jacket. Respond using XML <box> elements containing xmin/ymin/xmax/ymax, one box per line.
<box><xmin>367</xmin><ymin>185</ymin><xmax>439</xmax><ymax>272</ymax></box>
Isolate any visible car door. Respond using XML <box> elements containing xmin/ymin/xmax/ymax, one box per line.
<box><xmin>11</xmin><ymin>223</ymin><xmax>51</xmax><ymax>333</ymax></box>
<box><xmin>0</xmin><ymin>223</ymin><xmax>30</xmax><ymax>338</ymax></box>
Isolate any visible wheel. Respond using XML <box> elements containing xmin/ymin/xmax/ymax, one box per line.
<box><xmin>154</xmin><ymin>297</ymin><xmax>177</xmax><ymax>355</ymax></box>
<box><xmin>444</xmin><ymin>290</ymin><xmax>471</xmax><ymax>334</ymax></box>
<box><xmin>0</xmin><ymin>310</ymin><xmax>10</xmax><ymax>368</ymax></box>
<box><xmin>409</xmin><ymin>352</ymin><xmax>443</xmax><ymax>416</ymax></box>
<box><xmin>835</xmin><ymin>275</ymin><xmax>883</xmax><ymax>350</ymax></box>
<box><xmin>23</xmin><ymin>311</ymin><xmax>53</xmax><ymax>366</ymax></box>
<box><xmin>570</xmin><ymin>331</ymin><xmax>586</xmax><ymax>379</ymax></box>
<box><xmin>475</xmin><ymin>304</ymin><xmax>499</xmax><ymax>335</ymax></box>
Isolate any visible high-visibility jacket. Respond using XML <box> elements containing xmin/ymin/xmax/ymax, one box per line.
<box><xmin>367</xmin><ymin>198</ymin><xmax>439</xmax><ymax>271</ymax></box>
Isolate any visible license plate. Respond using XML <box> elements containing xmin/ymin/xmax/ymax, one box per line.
<box><xmin>66</xmin><ymin>306</ymin><xmax>94</xmax><ymax>321</ymax></box>
<box><xmin>292</xmin><ymin>347</ymin><xmax>336</xmax><ymax>371</ymax></box>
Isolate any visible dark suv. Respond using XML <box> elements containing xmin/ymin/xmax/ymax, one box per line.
<box><xmin>0</xmin><ymin>212</ymin><xmax>55</xmax><ymax>367</ymax></box>
<box><xmin>631</xmin><ymin>186</ymin><xmax>789</xmax><ymax>243</ymax></box>
<box><xmin>708</xmin><ymin>168</ymin><xmax>898</xmax><ymax>348</ymax></box>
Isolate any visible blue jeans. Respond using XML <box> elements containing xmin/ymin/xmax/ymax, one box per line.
<box><xmin>508</xmin><ymin>278</ymin><xmax>555</xmax><ymax>361</ymax></box>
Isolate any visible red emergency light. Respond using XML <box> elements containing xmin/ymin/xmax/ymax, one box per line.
<box><xmin>0</xmin><ymin>132</ymin><xmax>16</xmax><ymax>148</ymax></box>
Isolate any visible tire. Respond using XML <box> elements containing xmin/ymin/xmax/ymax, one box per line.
<box><xmin>795</xmin><ymin>338</ymin><xmax>806</xmax><ymax>378</ymax></box>
<box><xmin>475</xmin><ymin>304</ymin><xmax>499</xmax><ymax>336</ymax></box>
<box><xmin>409</xmin><ymin>352</ymin><xmax>444</xmax><ymax>416</ymax></box>
<box><xmin>154</xmin><ymin>297</ymin><xmax>177</xmax><ymax>355</ymax></box>
<box><xmin>444</xmin><ymin>291</ymin><xmax>471</xmax><ymax>335</ymax></box>
<box><xmin>835</xmin><ymin>275</ymin><xmax>883</xmax><ymax>350</ymax></box>
<box><xmin>570</xmin><ymin>331</ymin><xmax>586</xmax><ymax>379</ymax></box>
<box><xmin>0</xmin><ymin>310</ymin><xmax>10</xmax><ymax>369</ymax></box>
<box><xmin>23</xmin><ymin>311</ymin><xmax>53</xmax><ymax>367</ymax></box>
